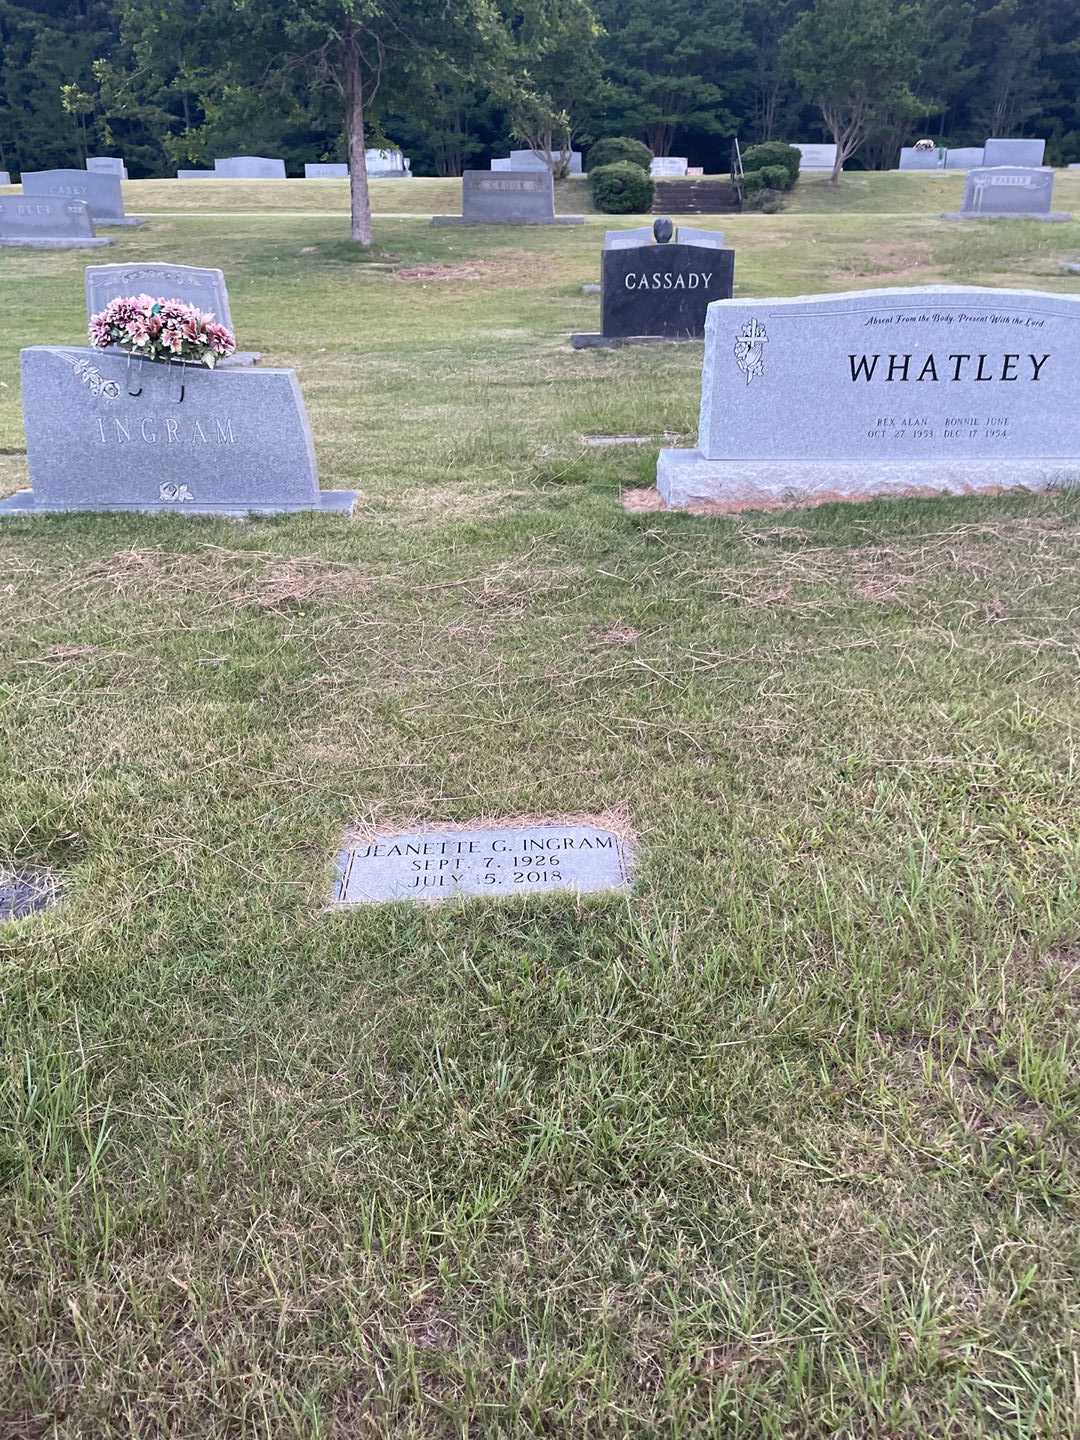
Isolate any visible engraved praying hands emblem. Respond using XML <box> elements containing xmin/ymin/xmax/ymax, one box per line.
<box><xmin>734</xmin><ymin>318</ymin><xmax>768</xmax><ymax>385</ymax></box>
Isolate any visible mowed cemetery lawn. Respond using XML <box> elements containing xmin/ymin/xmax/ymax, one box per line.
<box><xmin>1</xmin><ymin>176</ymin><xmax>1079</xmax><ymax>1438</ymax></box>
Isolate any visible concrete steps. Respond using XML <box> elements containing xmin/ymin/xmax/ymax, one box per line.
<box><xmin>651</xmin><ymin>180</ymin><xmax>741</xmax><ymax>214</ymax></box>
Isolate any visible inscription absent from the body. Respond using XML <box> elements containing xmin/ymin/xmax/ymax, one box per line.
<box><xmin>334</xmin><ymin>825</ymin><xmax>635</xmax><ymax>905</ymax></box>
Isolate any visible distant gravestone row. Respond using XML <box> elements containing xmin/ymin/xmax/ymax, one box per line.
<box><xmin>491</xmin><ymin>150</ymin><xmax>583</xmax><ymax>174</ymax></box>
<box><xmin>433</xmin><ymin>169</ymin><xmax>584</xmax><ymax>226</ymax></box>
<box><xmin>657</xmin><ymin>286</ymin><xmax>1080</xmax><ymax>509</ymax></box>
<box><xmin>177</xmin><ymin>149</ymin><xmax>411</xmax><ymax>179</ymax></box>
<box><xmin>899</xmin><ymin>137</ymin><xmax>1046</xmax><ymax>171</ymax></box>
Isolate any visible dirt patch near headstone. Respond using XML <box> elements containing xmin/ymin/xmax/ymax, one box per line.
<box><xmin>394</xmin><ymin>262</ymin><xmax>497</xmax><ymax>283</ymax></box>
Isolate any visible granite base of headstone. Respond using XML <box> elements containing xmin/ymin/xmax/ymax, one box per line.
<box><xmin>983</xmin><ymin>138</ymin><xmax>1046</xmax><ymax>167</ymax></box>
<box><xmin>2</xmin><ymin>347</ymin><xmax>357</xmax><ymax>517</ymax></box>
<box><xmin>87</xmin><ymin>156</ymin><xmax>128</xmax><ymax>181</ymax></box>
<box><xmin>432</xmin><ymin>169</ymin><xmax>583</xmax><ymax>225</ymax></box>
<box><xmin>332</xmin><ymin>822</ymin><xmax>635</xmax><ymax>905</ymax></box>
<box><xmin>573</xmin><ymin>218</ymin><xmax>734</xmax><ymax>349</ymax></box>
<box><xmin>84</xmin><ymin>263</ymin><xmax>261</xmax><ymax>367</ymax></box>
<box><xmin>305</xmin><ymin>163</ymin><xmax>348</xmax><ymax>179</ymax></box>
<box><xmin>656</xmin><ymin>286</ymin><xmax>1080</xmax><ymax>510</ymax></box>
<box><xmin>0</xmin><ymin>196</ymin><xmax>111</xmax><ymax>249</ymax></box>
<box><xmin>213</xmin><ymin>156</ymin><xmax>287</xmax><ymax>179</ymax></box>
<box><xmin>21</xmin><ymin>169</ymin><xmax>143</xmax><ymax>226</ymax></box>
<box><xmin>943</xmin><ymin>166</ymin><xmax>1069</xmax><ymax>221</ymax></box>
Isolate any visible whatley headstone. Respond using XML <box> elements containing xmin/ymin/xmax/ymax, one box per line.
<box><xmin>83</xmin><ymin>263</ymin><xmax>261</xmax><ymax>367</ymax></box>
<box><xmin>945</xmin><ymin>166</ymin><xmax>1069</xmax><ymax>221</ymax></box>
<box><xmin>21</xmin><ymin>169</ymin><xmax>141</xmax><ymax>226</ymax></box>
<box><xmin>573</xmin><ymin>218</ymin><xmax>734</xmax><ymax>348</ymax></box>
<box><xmin>432</xmin><ymin>169</ymin><xmax>584</xmax><ymax>225</ymax></box>
<box><xmin>657</xmin><ymin>286</ymin><xmax>1080</xmax><ymax>509</ymax></box>
<box><xmin>1</xmin><ymin>347</ymin><xmax>358</xmax><ymax>517</ymax></box>
<box><xmin>213</xmin><ymin>156</ymin><xmax>287</xmax><ymax>179</ymax></box>
<box><xmin>332</xmin><ymin>823</ymin><xmax>635</xmax><ymax>905</ymax></box>
<box><xmin>0</xmin><ymin>196</ymin><xmax>110</xmax><ymax>249</ymax></box>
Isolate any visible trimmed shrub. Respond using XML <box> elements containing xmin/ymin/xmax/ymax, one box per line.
<box><xmin>741</xmin><ymin>141</ymin><xmax>801</xmax><ymax>190</ymax></box>
<box><xmin>588</xmin><ymin>137</ymin><xmax>653</xmax><ymax>173</ymax></box>
<box><xmin>590</xmin><ymin>161</ymin><xmax>655</xmax><ymax>213</ymax></box>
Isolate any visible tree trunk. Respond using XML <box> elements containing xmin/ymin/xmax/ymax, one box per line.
<box><xmin>344</xmin><ymin>37</ymin><xmax>373</xmax><ymax>246</ymax></box>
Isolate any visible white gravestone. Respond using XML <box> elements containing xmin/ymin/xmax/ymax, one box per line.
<box><xmin>794</xmin><ymin>144</ymin><xmax>838</xmax><ymax>171</ymax></box>
<box><xmin>332</xmin><ymin>824</ymin><xmax>635</xmax><ymax>905</ymax></box>
<box><xmin>650</xmin><ymin>157</ymin><xmax>689</xmax><ymax>177</ymax></box>
<box><xmin>0</xmin><ymin>172</ymin><xmax>10</xmax><ymax>186</ymax></box>
<box><xmin>213</xmin><ymin>156</ymin><xmax>287</xmax><ymax>179</ymax></box>
<box><xmin>87</xmin><ymin>156</ymin><xmax>128</xmax><ymax>180</ymax></box>
<box><xmin>945</xmin><ymin>148</ymin><xmax>985</xmax><ymax>170</ymax></box>
<box><xmin>899</xmin><ymin>147</ymin><xmax>944</xmax><ymax>170</ymax></box>
<box><xmin>983</xmin><ymin>138</ymin><xmax>1046</xmax><ymax>168</ymax></box>
<box><xmin>656</xmin><ymin>286</ymin><xmax>1080</xmax><ymax>509</ymax></box>
<box><xmin>305</xmin><ymin>163</ymin><xmax>348</xmax><ymax>178</ymax></box>
<box><xmin>509</xmin><ymin>148</ymin><xmax>583</xmax><ymax>174</ymax></box>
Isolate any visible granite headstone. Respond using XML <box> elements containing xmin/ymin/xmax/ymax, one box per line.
<box><xmin>0</xmin><ymin>171</ymin><xmax>11</xmax><ymax>186</ymax></box>
<box><xmin>87</xmin><ymin>156</ymin><xmax>128</xmax><ymax>180</ymax></box>
<box><xmin>650</xmin><ymin>157</ymin><xmax>689</xmax><ymax>177</ymax></box>
<box><xmin>332</xmin><ymin>823</ymin><xmax>635</xmax><ymax>905</ymax></box>
<box><xmin>574</xmin><ymin>219</ymin><xmax>734</xmax><ymax>347</ymax></box>
<box><xmin>899</xmin><ymin>147</ymin><xmax>944</xmax><ymax>170</ymax></box>
<box><xmin>305</xmin><ymin>163</ymin><xmax>348</xmax><ymax>178</ymax></box>
<box><xmin>944</xmin><ymin>147</ymin><xmax>985</xmax><ymax>170</ymax></box>
<box><xmin>983</xmin><ymin>138</ymin><xmax>1046</xmax><ymax>168</ymax></box>
<box><xmin>82</xmin><ymin>262</ymin><xmax>261</xmax><ymax>368</ymax></box>
<box><xmin>213</xmin><ymin>156</ymin><xmax>287</xmax><ymax>179</ymax></box>
<box><xmin>491</xmin><ymin>158</ymin><xmax>512</xmax><ymax>171</ymax></box>
<box><xmin>177</xmin><ymin>170</ymin><xmax>218</xmax><ymax>179</ymax></box>
<box><xmin>945</xmin><ymin>166</ymin><xmax>1069</xmax><ymax>221</ymax></box>
<box><xmin>2</xmin><ymin>346</ymin><xmax>357</xmax><ymax>516</ymax></box>
<box><xmin>509</xmin><ymin>148</ymin><xmax>584</xmax><ymax>174</ymax></box>
<box><xmin>794</xmin><ymin>143</ymin><xmax>839</xmax><ymax>171</ymax></box>
<box><xmin>21</xmin><ymin>168</ymin><xmax>142</xmax><ymax>226</ymax></box>
<box><xmin>656</xmin><ymin>286</ymin><xmax>1080</xmax><ymax>508</ymax></box>
<box><xmin>0</xmin><ymin>196</ymin><xmax>110</xmax><ymax>249</ymax></box>
<box><xmin>432</xmin><ymin>169</ymin><xmax>583</xmax><ymax>225</ymax></box>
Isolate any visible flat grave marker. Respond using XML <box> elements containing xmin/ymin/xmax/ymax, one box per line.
<box><xmin>213</xmin><ymin>156</ymin><xmax>287</xmax><ymax>179</ymax></box>
<box><xmin>657</xmin><ymin>285</ymin><xmax>1080</xmax><ymax>510</ymax></box>
<box><xmin>332</xmin><ymin>822</ymin><xmax>636</xmax><ymax>905</ymax></box>
<box><xmin>305</xmin><ymin>163</ymin><xmax>348</xmax><ymax>178</ymax></box>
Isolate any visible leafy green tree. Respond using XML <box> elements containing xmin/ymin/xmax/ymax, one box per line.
<box><xmin>784</xmin><ymin>0</ymin><xmax>928</xmax><ymax>182</ymax></box>
<box><xmin>594</xmin><ymin>0</ymin><xmax>748</xmax><ymax>156</ymax></box>
<box><xmin>496</xmin><ymin>0</ymin><xmax>603</xmax><ymax>176</ymax></box>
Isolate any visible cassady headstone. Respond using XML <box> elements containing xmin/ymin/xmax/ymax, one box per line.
<box><xmin>331</xmin><ymin>823</ymin><xmax>636</xmax><ymax>905</ymax></box>
<box><xmin>87</xmin><ymin>156</ymin><xmax>128</xmax><ymax>180</ymax></box>
<box><xmin>509</xmin><ymin>148</ymin><xmax>584</xmax><ymax>174</ymax></box>
<box><xmin>213</xmin><ymin>156</ymin><xmax>287</xmax><ymax>179</ymax></box>
<box><xmin>899</xmin><ymin>147</ymin><xmax>944</xmax><ymax>170</ymax></box>
<box><xmin>945</xmin><ymin>147</ymin><xmax>985</xmax><ymax>170</ymax></box>
<box><xmin>794</xmin><ymin>143</ymin><xmax>839</xmax><ymax>171</ymax></box>
<box><xmin>0</xmin><ymin>196</ymin><xmax>110</xmax><ymax>249</ymax></box>
<box><xmin>2</xmin><ymin>346</ymin><xmax>358</xmax><ymax>517</ymax></box>
<box><xmin>573</xmin><ymin>218</ymin><xmax>734</xmax><ymax>348</ymax></box>
<box><xmin>945</xmin><ymin>166</ymin><xmax>1069</xmax><ymax>221</ymax></box>
<box><xmin>983</xmin><ymin>137</ymin><xmax>1045</xmax><ymax>168</ymax></box>
<box><xmin>650</xmin><ymin>157</ymin><xmax>689</xmax><ymax>177</ymax></box>
<box><xmin>83</xmin><ymin>263</ymin><xmax>261</xmax><ymax>368</ymax></box>
<box><xmin>656</xmin><ymin>286</ymin><xmax>1080</xmax><ymax>509</ymax></box>
<box><xmin>432</xmin><ymin>169</ymin><xmax>584</xmax><ymax>225</ymax></box>
<box><xmin>305</xmin><ymin>163</ymin><xmax>348</xmax><ymax>178</ymax></box>
<box><xmin>21</xmin><ymin>169</ymin><xmax>143</xmax><ymax>226</ymax></box>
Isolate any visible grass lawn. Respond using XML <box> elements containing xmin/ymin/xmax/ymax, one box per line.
<box><xmin>0</xmin><ymin>181</ymin><xmax>1079</xmax><ymax>1438</ymax></box>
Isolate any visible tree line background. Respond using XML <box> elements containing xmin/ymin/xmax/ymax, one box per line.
<box><xmin>2</xmin><ymin>0</ymin><xmax>1077</xmax><ymax>182</ymax></box>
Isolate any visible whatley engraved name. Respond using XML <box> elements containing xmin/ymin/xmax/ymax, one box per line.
<box><xmin>95</xmin><ymin>414</ymin><xmax>237</xmax><ymax>445</ymax></box>
<box><xmin>848</xmin><ymin>351</ymin><xmax>1050</xmax><ymax>383</ymax></box>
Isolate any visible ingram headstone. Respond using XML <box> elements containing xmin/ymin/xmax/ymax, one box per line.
<box><xmin>794</xmin><ymin>143</ymin><xmax>839</xmax><ymax>171</ymax></box>
<box><xmin>899</xmin><ymin>147</ymin><xmax>944</xmax><ymax>170</ymax></box>
<box><xmin>305</xmin><ymin>163</ymin><xmax>348</xmax><ymax>178</ymax></box>
<box><xmin>213</xmin><ymin>156</ymin><xmax>287</xmax><ymax>179</ymax></box>
<box><xmin>945</xmin><ymin>166</ymin><xmax>1068</xmax><ymax>221</ymax></box>
<box><xmin>983</xmin><ymin>138</ymin><xmax>1046</xmax><ymax>168</ymax></box>
<box><xmin>944</xmin><ymin>147</ymin><xmax>985</xmax><ymax>170</ymax></box>
<box><xmin>21</xmin><ymin>169</ymin><xmax>142</xmax><ymax>226</ymax></box>
<box><xmin>574</xmin><ymin>219</ymin><xmax>734</xmax><ymax>347</ymax></box>
<box><xmin>87</xmin><ymin>156</ymin><xmax>128</xmax><ymax>180</ymax></box>
<box><xmin>2</xmin><ymin>347</ymin><xmax>357</xmax><ymax>517</ymax></box>
<box><xmin>509</xmin><ymin>148</ymin><xmax>584</xmax><ymax>174</ymax></box>
<box><xmin>0</xmin><ymin>196</ymin><xmax>110</xmax><ymax>249</ymax></box>
<box><xmin>656</xmin><ymin>286</ymin><xmax>1080</xmax><ymax>508</ymax></box>
<box><xmin>432</xmin><ymin>169</ymin><xmax>583</xmax><ymax>225</ymax></box>
<box><xmin>332</xmin><ymin>823</ymin><xmax>635</xmax><ymax>905</ymax></box>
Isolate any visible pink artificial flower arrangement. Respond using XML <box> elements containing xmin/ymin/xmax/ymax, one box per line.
<box><xmin>88</xmin><ymin>294</ymin><xmax>237</xmax><ymax>368</ymax></box>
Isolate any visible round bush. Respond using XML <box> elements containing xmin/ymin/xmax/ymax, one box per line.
<box><xmin>589</xmin><ymin>161</ymin><xmax>655</xmax><ymax>214</ymax></box>
<box><xmin>741</xmin><ymin>141</ymin><xmax>801</xmax><ymax>190</ymax></box>
<box><xmin>588</xmin><ymin>137</ymin><xmax>653</xmax><ymax>173</ymax></box>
